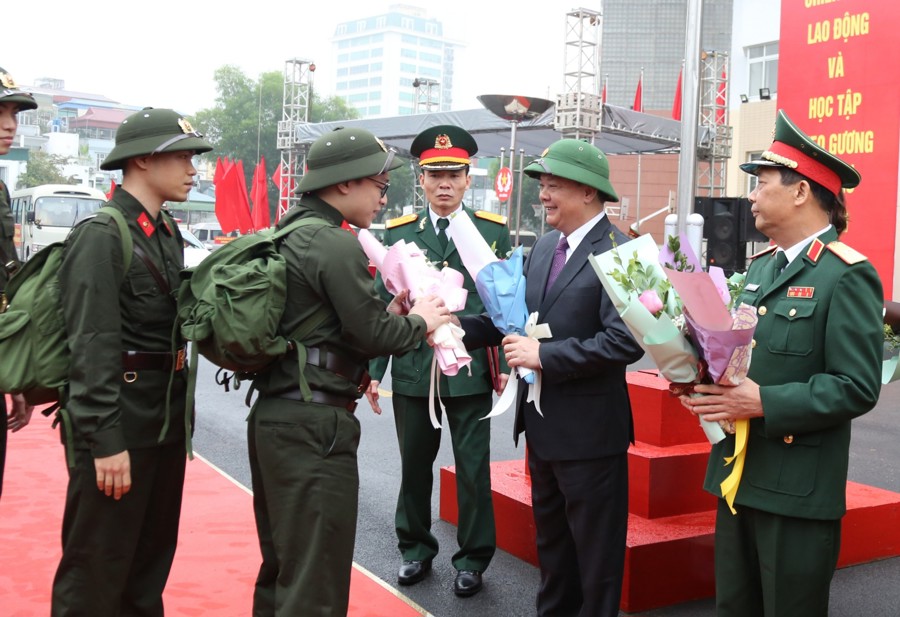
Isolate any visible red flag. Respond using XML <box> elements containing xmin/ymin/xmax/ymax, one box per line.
<box><xmin>105</xmin><ymin>179</ymin><xmax>117</xmax><ymax>201</ymax></box>
<box><xmin>716</xmin><ymin>69</ymin><xmax>727</xmax><ymax>125</ymax></box>
<box><xmin>250</xmin><ymin>157</ymin><xmax>271</xmax><ymax>231</ymax></box>
<box><xmin>633</xmin><ymin>72</ymin><xmax>643</xmax><ymax>113</ymax></box>
<box><xmin>601</xmin><ymin>76</ymin><xmax>608</xmax><ymax>105</ymax></box>
<box><xmin>233</xmin><ymin>160</ymin><xmax>254</xmax><ymax>233</ymax></box>
<box><xmin>215</xmin><ymin>160</ymin><xmax>240</xmax><ymax>234</ymax></box>
<box><xmin>672</xmin><ymin>68</ymin><xmax>683</xmax><ymax>121</ymax></box>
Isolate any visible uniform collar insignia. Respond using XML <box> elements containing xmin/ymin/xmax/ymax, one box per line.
<box><xmin>137</xmin><ymin>212</ymin><xmax>156</xmax><ymax>237</ymax></box>
<box><xmin>418</xmin><ymin>216</ymin><xmax>427</xmax><ymax>231</ymax></box>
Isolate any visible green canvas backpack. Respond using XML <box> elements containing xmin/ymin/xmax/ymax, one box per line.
<box><xmin>0</xmin><ymin>207</ymin><xmax>132</xmax><ymax>407</ymax></box>
<box><xmin>174</xmin><ymin>217</ymin><xmax>332</xmax><ymax>407</ymax></box>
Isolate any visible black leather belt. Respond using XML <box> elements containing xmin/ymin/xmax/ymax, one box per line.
<box><xmin>276</xmin><ymin>388</ymin><xmax>358</xmax><ymax>413</ymax></box>
<box><xmin>122</xmin><ymin>347</ymin><xmax>187</xmax><ymax>372</ymax></box>
<box><xmin>305</xmin><ymin>346</ymin><xmax>370</xmax><ymax>392</ymax></box>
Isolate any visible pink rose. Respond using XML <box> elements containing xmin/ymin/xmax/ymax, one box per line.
<box><xmin>639</xmin><ymin>289</ymin><xmax>664</xmax><ymax>315</ymax></box>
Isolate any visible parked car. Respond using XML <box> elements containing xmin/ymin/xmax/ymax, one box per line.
<box><xmin>190</xmin><ymin>222</ymin><xmax>239</xmax><ymax>251</ymax></box>
<box><xmin>179</xmin><ymin>225</ymin><xmax>212</xmax><ymax>268</ymax></box>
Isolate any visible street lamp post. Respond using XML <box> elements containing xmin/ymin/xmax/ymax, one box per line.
<box><xmin>477</xmin><ymin>95</ymin><xmax>553</xmax><ymax>244</ymax></box>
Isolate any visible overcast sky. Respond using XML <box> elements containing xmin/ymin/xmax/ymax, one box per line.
<box><xmin>4</xmin><ymin>0</ymin><xmax>579</xmax><ymax>115</ymax></box>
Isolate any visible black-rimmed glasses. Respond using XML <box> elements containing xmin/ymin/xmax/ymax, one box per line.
<box><xmin>368</xmin><ymin>177</ymin><xmax>390</xmax><ymax>198</ymax></box>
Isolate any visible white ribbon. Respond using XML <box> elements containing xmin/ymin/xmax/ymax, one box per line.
<box><xmin>427</xmin><ymin>323</ymin><xmax>472</xmax><ymax>429</ymax></box>
<box><xmin>481</xmin><ymin>312</ymin><xmax>552</xmax><ymax>421</ymax></box>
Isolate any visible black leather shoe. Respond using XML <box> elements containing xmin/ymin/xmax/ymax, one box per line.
<box><xmin>454</xmin><ymin>570</ymin><xmax>483</xmax><ymax>597</ymax></box>
<box><xmin>398</xmin><ymin>560</ymin><xmax>431</xmax><ymax>585</ymax></box>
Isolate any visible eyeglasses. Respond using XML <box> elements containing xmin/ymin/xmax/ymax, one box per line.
<box><xmin>367</xmin><ymin>177</ymin><xmax>390</xmax><ymax>198</ymax></box>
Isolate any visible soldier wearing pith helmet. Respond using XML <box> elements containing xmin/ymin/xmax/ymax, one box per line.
<box><xmin>684</xmin><ymin>109</ymin><xmax>883</xmax><ymax>616</ymax></box>
<box><xmin>52</xmin><ymin>107</ymin><xmax>212</xmax><ymax>615</ymax></box>
<box><xmin>367</xmin><ymin>124</ymin><xmax>510</xmax><ymax>597</ymax></box>
<box><xmin>0</xmin><ymin>66</ymin><xmax>39</xmax><ymax>499</ymax></box>
<box><xmin>248</xmin><ymin>126</ymin><xmax>449</xmax><ymax>616</ymax></box>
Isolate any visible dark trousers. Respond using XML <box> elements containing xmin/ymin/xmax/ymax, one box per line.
<box><xmin>528</xmin><ymin>447</ymin><xmax>628</xmax><ymax>617</ymax></box>
<box><xmin>248</xmin><ymin>397</ymin><xmax>361</xmax><ymax>617</ymax></box>
<box><xmin>714</xmin><ymin>499</ymin><xmax>841</xmax><ymax>617</ymax></box>
<box><xmin>51</xmin><ymin>442</ymin><xmax>186</xmax><ymax>617</ymax></box>
<box><xmin>393</xmin><ymin>393</ymin><xmax>495</xmax><ymax>571</ymax></box>
<box><xmin>0</xmin><ymin>395</ymin><xmax>6</xmax><ymax>501</ymax></box>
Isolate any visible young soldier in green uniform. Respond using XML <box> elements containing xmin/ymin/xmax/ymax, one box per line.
<box><xmin>0</xmin><ymin>66</ymin><xmax>37</xmax><ymax>499</ymax></box>
<box><xmin>683</xmin><ymin>110</ymin><xmax>884</xmax><ymax>617</ymax></box>
<box><xmin>247</xmin><ymin>126</ymin><xmax>450</xmax><ymax>617</ymax></box>
<box><xmin>366</xmin><ymin>125</ymin><xmax>511</xmax><ymax>597</ymax></box>
<box><xmin>52</xmin><ymin>108</ymin><xmax>212</xmax><ymax>616</ymax></box>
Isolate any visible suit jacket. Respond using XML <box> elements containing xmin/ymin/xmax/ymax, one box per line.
<box><xmin>704</xmin><ymin>227</ymin><xmax>883</xmax><ymax>519</ymax></box>
<box><xmin>462</xmin><ymin>216</ymin><xmax>644</xmax><ymax>461</ymax></box>
<box><xmin>369</xmin><ymin>205</ymin><xmax>511</xmax><ymax>398</ymax></box>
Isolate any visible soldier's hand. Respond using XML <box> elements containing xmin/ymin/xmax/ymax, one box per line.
<box><xmin>387</xmin><ymin>290</ymin><xmax>411</xmax><ymax>316</ymax></box>
<box><xmin>365</xmin><ymin>380</ymin><xmax>382</xmax><ymax>415</ymax></box>
<box><xmin>7</xmin><ymin>394</ymin><xmax>34</xmax><ymax>433</ymax></box>
<box><xmin>95</xmin><ymin>451</ymin><xmax>132</xmax><ymax>500</ymax></box>
<box><xmin>410</xmin><ymin>295</ymin><xmax>451</xmax><ymax>333</ymax></box>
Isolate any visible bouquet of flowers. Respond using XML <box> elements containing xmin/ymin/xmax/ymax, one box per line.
<box><xmin>589</xmin><ymin>232</ymin><xmax>758</xmax><ymax>445</ymax></box>
<box><xmin>447</xmin><ymin>211</ymin><xmax>552</xmax><ymax>420</ymax></box>
<box><xmin>357</xmin><ymin>228</ymin><xmax>470</xmax><ymax>429</ymax></box>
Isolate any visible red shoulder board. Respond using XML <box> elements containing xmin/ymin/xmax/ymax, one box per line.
<box><xmin>749</xmin><ymin>245</ymin><xmax>777</xmax><ymax>260</ymax></box>
<box><xmin>474</xmin><ymin>210</ymin><xmax>507</xmax><ymax>225</ymax></box>
<box><xmin>826</xmin><ymin>241</ymin><xmax>867</xmax><ymax>265</ymax></box>
<box><xmin>385</xmin><ymin>213</ymin><xmax>418</xmax><ymax>229</ymax></box>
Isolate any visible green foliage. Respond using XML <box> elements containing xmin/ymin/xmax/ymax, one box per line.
<box><xmin>661</xmin><ymin>234</ymin><xmax>695</xmax><ymax>273</ymax></box>
<box><xmin>607</xmin><ymin>232</ymin><xmax>679</xmax><ymax>320</ymax></box>
<box><xmin>886</xmin><ymin>324</ymin><xmax>900</xmax><ymax>351</ymax></box>
<box><xmin>191</xmin><ymin>65</ymin><xmax>360</xmax><ymax>217</ymax></box>
<box><xmin>16</xmin><ymin>151</ymin><xmax>70</xmax><ymax>189</ymax></box>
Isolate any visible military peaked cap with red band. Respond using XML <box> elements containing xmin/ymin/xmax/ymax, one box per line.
<box><xmin>410</xmin><ymin>125</ymin><xmax>477</xmax><ymax>170</ymax></box>
<box><xmin>740</xmin><ymin>109</ymin><xmax>860</xmax><ymax>196</ymax></box>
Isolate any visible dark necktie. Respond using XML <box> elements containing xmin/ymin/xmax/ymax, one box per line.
<box><xmin>771</xmin><ymin>250</ymin><xmax>788</xmax><ymax>285</ymax></box>
<box><xmin>546</xmin><ymin>235</ymin><xmax>569</xmax><ymax>290</ymax></box>
<box><xmin>437</xmin><ymin>218</ymin><xmax>449</xmax><ymax>251</ymax></box>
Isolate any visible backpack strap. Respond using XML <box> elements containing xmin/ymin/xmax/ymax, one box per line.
<box><xmin>97</xmin><ymin>207</ymin><xmax>134</xmax><ymax>275</ymax></box>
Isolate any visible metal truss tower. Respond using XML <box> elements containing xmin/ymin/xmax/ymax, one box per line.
<box><xmin>410</xmin><ymin>77</ymin><xmax>441</xmax><ymax>211</ymax></box>
<box><xmin>555</xmin><ymin>7</ymin><xmax>603</xmax><ymax>141</ymax></box>
<box><xmin>276</xmin><ymin>58</ymin><xmax>315</xmax><ymax>219</ymax></box>
<box><xmin>695</xmin><ymin>50</ymin><xmax>732</xmax><ymax>197</ymax></box>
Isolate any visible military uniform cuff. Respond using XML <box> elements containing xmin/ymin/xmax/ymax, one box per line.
<box><xmin>89</xmin><ymin>428</ymin><xmax>128</xmax><ymax>459</ymax></box>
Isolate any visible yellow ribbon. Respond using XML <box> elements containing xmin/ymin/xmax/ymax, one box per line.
<box><xmin>719</xmin><ymin>418</ymin><xmax>749</xmax><ymax>514</ymax></box>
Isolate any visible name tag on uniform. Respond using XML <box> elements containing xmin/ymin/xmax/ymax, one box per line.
<box><xmin>787</xmin><ymin>286</ymin><xmax>814</xmax><ymax>298</ymax></box>
<box><xmin>745</xmin><ymin>283</ymin><xmax>760</xmax><ymax>292</ymax></box>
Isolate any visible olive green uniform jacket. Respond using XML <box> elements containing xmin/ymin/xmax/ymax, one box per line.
<box><xmin>369</xmin><ymin>205</ymin><xmax>512</xmax><ymax>394</ymax></box>
<box><xmin>704</xmin><ymin>227</ymin><xmax>883</xmax><ymax>519</ymax></box>
<box><xmin>59</xmin><ymin>188</ymin><xmax>188</xmax><ymax>455</ymax></box>
<box><xmin>0</xmin><ymin>179</ymin><xmax>19</xmax><ymax>290</ymax></box>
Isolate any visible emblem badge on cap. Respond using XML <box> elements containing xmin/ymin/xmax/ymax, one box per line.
<box><xmin>435</xmin><ymin>134</ymin><xmax>452</xmax><ymax>149</ymax></box>
<box><xmin>178</xmin><ymin>118</ymin><xmax>197</xmax><ymax>135</ymax></box>
<box><xmin>0</xmin><ymin>73</ymin><xmax>17</xmax><ymax>89</ymax></box>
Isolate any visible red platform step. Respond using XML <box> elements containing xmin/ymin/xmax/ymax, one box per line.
<box><xmin>439</xmin><ymin>371</ymin><xmax>900</xmax><ymax>613</ymax></box>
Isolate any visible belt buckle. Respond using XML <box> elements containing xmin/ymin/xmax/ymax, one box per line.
<box><xmin>175</xmin><ymin>347</ymin><xmax>186</xmax><ymax>371</ymax></box>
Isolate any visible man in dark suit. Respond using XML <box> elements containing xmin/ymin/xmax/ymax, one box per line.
<box><xmin>367</xmin><ymin>125</ymin><xmax>510</xmax><ymax>597</ymax></box>
<box><xmin>460</xmin><ymin>138</ymin><xmax>644</xmax><ymax>616</ymax></box>
<box><xmin>684</xmin><ymin>110</ymin><xmax>883</xmax><ymax>616</ymax></box>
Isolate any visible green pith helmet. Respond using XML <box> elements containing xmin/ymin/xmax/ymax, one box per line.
<box><xmin>410</xmin><ymin>124</ymin><xmax>478</xmax><ymax>170</ymax></box>
<box><xmin>524</xmin><ymin>139</ymin><xmax>619</xmax><ymax>202</ymax></box>
<box><xmin>739</xmin><ymin>109</ymin><xmax>860</xmax><ymax>196</ymax></box>
<box><xmin>100</xmin><ymin>108</ymin><xmax>213</xmax><ymax>171</ymax></box>
<box><xmin>0</xmin><ymin>67</ymin><xmax>38</xmax><ymax>111</ymax></box>
<box><xmin>297</xmin><ymin>127</ymin><xmax>402</xmax><ymax>193</ymax></box>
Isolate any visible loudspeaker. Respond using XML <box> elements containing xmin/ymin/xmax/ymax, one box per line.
<box><xmin>738</xmin><ymin>197</ymin><xmax>768</xmax><ymax>243</ymax></box>
<box><xmin>694</xmin><ymin>197</ymin><xmax>751</xmax><ymax>274</ymax></box>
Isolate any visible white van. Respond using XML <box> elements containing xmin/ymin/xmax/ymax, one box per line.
<box><xmin>190</xmin><ymin>222</ymin><xmax>239</xmax><ymax>251</ymax></box>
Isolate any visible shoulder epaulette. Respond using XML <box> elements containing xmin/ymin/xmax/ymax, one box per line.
<box><xmin>749</xmin><ymin>245</ymin><xmax>777</xmax><ymax>260</ymax></box>
<box><xmin>474</xmin><ymin>210</ymin><xmax>507</xmax><ymax>225</ymax></box>
<box><xmin>385</xmin><ymin>213</ymin><xmax>418</xmax><ymax>229</ymax></box>
<box><xmin>826</xmin><ymin>241</ymin><xmax>868</xmax><ymax>265</ymax></box>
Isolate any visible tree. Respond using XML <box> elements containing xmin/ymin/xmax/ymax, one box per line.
<box><xmin>16</xmin><ymin>150</ymin><xmax>70</xmax><ymax>188</ymax></box>
<box><xmin>191</xmin><ymin>65</ymin><xmax>360</xmax><ymax>218</ymax></box>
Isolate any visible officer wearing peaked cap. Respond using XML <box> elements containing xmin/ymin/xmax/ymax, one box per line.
<box><xmin>458</xmin><ymin>137</ymin><xmax>644</xmax><ymax>616</ymax></box>
<box><xmin>683</xmin><ymin>109</ymin><xmax>883</xmax><ymax>617</ymax></box>
<box><xmin>52</xmin><ymin>107</ymin><xmax>212</xmax><ymax>616</ymax></box>
<box><xmin>0</xmin><ymin>66</ymin><xmax>38</xmax><ymax>499</ymax></box>
<box><xmin>247</xmin><ymin>126</ymin><xmax>449</xmax><ymax>616</ymax></box>
<box><xmin>367</xmin><ymin>124</ymin><xmax>510</xmax><ymax>597</ymax></box>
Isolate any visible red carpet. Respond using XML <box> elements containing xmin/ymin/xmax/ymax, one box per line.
<box><xmin>0</xmin><ymin>409</ymin><xmax>426</xmax><ymax>617</ymax></box>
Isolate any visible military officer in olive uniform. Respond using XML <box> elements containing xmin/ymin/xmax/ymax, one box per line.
<box><xmin>366</xmin><ymin>125</ymin><xmax>511</xmax><ymax>597</ymax></box>
<box><xmin>0</xmin><ymin>67</ymin><xmax>37</xmax><ymax>499</ymax></box>
<box><xmin>53</xmin><ymin>108</ymin><xmax>212</xmax><ymax>616</ymax></box>
<box><xmin>248</xmin><ymin>127</ymin><xmax>449</xmax><ymax>617</ymax></box>
<box><xmin>683</xmin><ymin>110</ymin><xmax>883</xmax><ymax>617</ymax></box>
